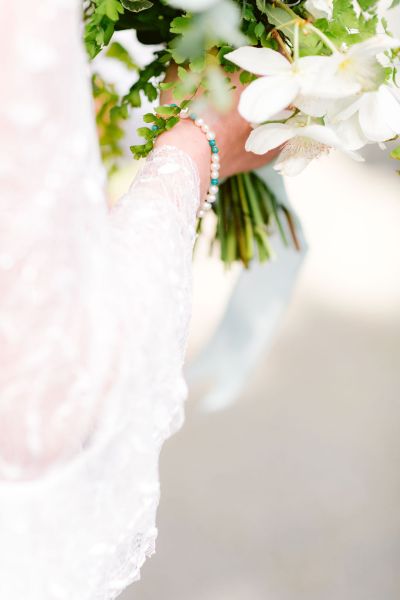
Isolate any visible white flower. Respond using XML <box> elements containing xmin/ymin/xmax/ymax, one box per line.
<box><xmin>329</xmin><ymin>84</ymin><xmax>400</xmax><ymax>144</ymax></box>
<box><xmin>305</xmin><ymin>0</ymin><xmax>333</xmax><ymax>19</ymax></box>
<box><xmin>245</xmin><ymin>116</ymin><xmax>363</xmax><ymax>176</ymax></box>
<box><xmin>225</xmin><ymin>46</ymin><xmax>330</xmax><ymax>123</ymax></box>
<box><xmin>305</xmin><ymin>35</ymin><xmax>400</xmax><ymax>99</ymax></box>
<box><xmin>327</xmin><ymin>111</ymin><xmax>368</xmax><ymax>150</ymax></box>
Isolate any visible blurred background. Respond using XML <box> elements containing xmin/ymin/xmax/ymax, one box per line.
<box><xmin>118</xmin><ymin>9</ymin><xmax>400</xmax><ymax>599</ymax></box>
<box><xmin>121</xmin><ymin>144</ymin><xmax>400</xmax><ymax>600</ymax></box>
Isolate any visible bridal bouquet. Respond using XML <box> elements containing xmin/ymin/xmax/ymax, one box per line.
<box><xmin>84</xmin><ymin>0</ymin><xmax>400</xmax><ymax>267</ymax></box>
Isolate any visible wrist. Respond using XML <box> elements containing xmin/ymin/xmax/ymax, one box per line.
<box><xmin>155</xmin><ymin>119</ymin><xmax>211</xmax><ymax>199</ymax></box>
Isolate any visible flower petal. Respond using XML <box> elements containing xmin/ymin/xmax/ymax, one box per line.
<box><xmin>301</xmin><ymin>123</ymin><xmax>364</xmax><ymax>159</ymax></box>
<box><xmin>343</xmin><ymin>148</ymin><xmax>365</xmax><ymax>162</ymax></box>
<box><xmin>382</xmin><ymin>86</ymin><xmax>400</xmax><ymax>133</ymax></box>
<box><xmin>304</xmin><ymin>0</ymin><xmax>333</xmax><ymax>19</ymax></box>
<box><xmin>274</xmin><ymin>154</ymin><xmax>312</xmax><ymax>176</ymax></box>
<box><xmin>267</xmin><ymin>108</ymin><xmax>295</xmax><ymax>121</ymax></box>
<box><xmin>294</xmin><ymin>94</ymin><xmax>332</xmax><ymax>117</ymax></box>
<box><xmin>299</xmin><ymin>124</ymin><xmax>343</xmax><ymax>148</ymax></box>
<box><xmin>299</xmin><ymin>54</ymin><xmax>361</xmax><ymax>98</ymax></box>
<box><xmin>359</xmin><ymin>86</ymin><xmax>400</xmax><ymax>141</ymax></box>
<box><xmin>225</xmin><ymin>46</ymin><xmax>291</xmax><ymax>76</ymax></box>
<box><xmin>348</xmin><ymin>34</ymin><xmax>400</xmax><ymax>58</ymax></box>
<box><xmin>333</xmin><ymin>97</ymin><xmax>363</xmax><ymax>122</ymax></box>
<box><xmin>245</xmin><ymin>124</ymin><xmax>294</xmax><ymax>154</ymax></box>
<box><xmin>330</xmin><ymin>113</ymin><xmax>368</xmax><ymax>150</ymax></box>
<box><xmin>238</xmin><ymin>74</ymin><xmax>299</xmax><ymax>123</ymax></box>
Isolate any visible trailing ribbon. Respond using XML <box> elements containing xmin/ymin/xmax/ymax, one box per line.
<box><xmin>187</xmin><ymin>165</ymin><xmax>307</xmax><ymax>411</ymax></box>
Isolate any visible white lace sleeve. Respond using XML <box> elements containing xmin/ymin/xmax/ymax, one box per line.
<box><xmin>0</xmin><ymin>1</ymin><xmax>199</xmax><ymax>598</ymax></box>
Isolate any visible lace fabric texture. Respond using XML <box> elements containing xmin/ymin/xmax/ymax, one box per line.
<box><xmin>0</xmin><ymin>1</ymin><xmax>199</xmax><ymax>597</ymax></box>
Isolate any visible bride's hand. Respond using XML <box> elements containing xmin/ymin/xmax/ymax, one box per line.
<box><xmin>156</xmin><ymin>66</ymin><xmax>278</xmax><ymax>198</ymax></box>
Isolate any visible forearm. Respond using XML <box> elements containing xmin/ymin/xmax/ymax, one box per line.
<box><xmin>155</xmin><ymin>119</ymin><xmax>212</xmax><ymax>199</ymax></box>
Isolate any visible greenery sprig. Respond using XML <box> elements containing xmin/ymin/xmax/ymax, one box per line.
<box><xmin>84</xmin><ymin>0</ymin><xmax>399</xmax><ymax>266</ymax></box>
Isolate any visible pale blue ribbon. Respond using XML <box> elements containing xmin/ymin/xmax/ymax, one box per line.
<box><xmin>187</xmin><ymin>165</ymin><xmax>308</xmax><ymax>412</ymax></box>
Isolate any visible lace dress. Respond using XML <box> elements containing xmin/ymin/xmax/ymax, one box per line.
<box><xmin>0</xmin><ymin>1</ymin><xmax>199</xmax><ymax>598</ymax></box>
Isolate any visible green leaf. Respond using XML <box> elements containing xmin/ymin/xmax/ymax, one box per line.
<box><xmin>189</xmin><ymin>55</ymin><xmax>206</xmax><ymax>72</ymax></box>
<box><xmin>254</xmin><ymin>22</ymin><xmax>265</xmax><ymax>39</ymax></box>
<box><xmin>121</xmin><ymin>0</ymin><xmax>153</xmax><ymax>11</ymax></box>
<box><xmin>256</xmin><ymin>0</ymin><xmax>268</xmax><ymax>13</ymax></box>
<box><xmin>159</xmin><ymin>81</ymin><xmax>175</xmax><ymax>90</ymax></box>
<box><xmin>137</xmin><ymin>126</ymin><xmax>153</xmax><ymax>140</ymax></box>
<box><xmin>143</xmin><ymin>113</ymin><xmax>157</xmax><ymax>123</ymax></box>
<box><xmin>159</xmin><ymin>52</ymin><xmax>172</xmax><ymax>64</ymax></box>
<box><xmin>218</xmin><ymin>45</ymin><xmax>239</xmax><ymax>72</ymax></box>
<box><xmin>244</xmin><ymin>22</ymin><xmax>258</xmax><ymax>45</ymax></box>
<box><xmin>178</xmin><ymin>66</ymin><xmax>189</xmax><ymax>81</ymax></box>
<box><xmin>170</xmin><ymin>15</ymin><xmax>192</xmax><ymax>35</ymax></box>
<box><xmin>390</xmin><ymin>145</ymin><xmax>400</xmax><ymax>160</ymax></box>
<box><xmin>315</xmin><ymin>0</ymin><xmax>380</xmax><ymax>48</ymax></box>
<box><xmin>144</xmin><ymin>82</ymin><xmax>158</xmax><ymax>101</ymax></box>
<box><xmin>110</xmin><ymin>103</ymin><xmax>129</xmax><ymax>119</ymax></box>
<box><xmin>357</xmin><ymin>0</ymin><xmax>378</xmax><ymax>10</ymax></box>
<box><xmin>103</xmin><ymin>20</ymin><xmax>116</xmax><ymax>45</ymax></box>
<box><xmin>263</xmin><ymin>6</ymin><xmax>294</xmax><ymax>43</ymax></box>
<box><xmin>125</xmin><ymin>89</ymin><xmax>141</xmax><ymax>107</ymax></box>
<box><xmin>165</xmin><ymin>116</ymin><xmax>180</xmax><ymax>129</ymax></box>
<box><xmin>239</xmin><ymin>70</ymin><xmax>256</xmax><ymax>84</ymax></box>
<box><xmin>97</xmin><ymin>0</ymin><xmax>124</xmax><ymax>22</ymax></box>
<box><xmin>130</xmin><ymin>143</ymin><xmax>152</xmax><ymax>159</ymax></box>
<box><xmin>155</xmin><ymin>105</ymin><xmax>179</xmax><ymax>116</ymax></box>
<box><xmin>242</xmin><ymin>4</ymin><xmax>256</xmax><ymax>21</ymax></box>
<box><xmin>106</xmin><ymin>42</ymin><xmax>137</xmax><ymax>70</ymax></box>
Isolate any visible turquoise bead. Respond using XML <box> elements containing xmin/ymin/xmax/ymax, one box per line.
<box><xmin>211</xmin><ymin>146</ymin><xmax>219</xmax><ymax>154</ymax></box>
<box><xmin>151</xmin><ymin>125</ymin><xmax>159</xmax><ymax>131</ymax></box>
<box><xmin>189</xmin><ymin>113</ymin><xmax>197</xmax><ymax>120</ymax></box>
<box><xmin>209</xmin><ymin>140</ymin><xmax>216</xmax><ymax>146</ymax></box>
<box><xmin>211</xmin><ymin>178</ymin><xmax>219</xmax><ymax>185</ymax></box>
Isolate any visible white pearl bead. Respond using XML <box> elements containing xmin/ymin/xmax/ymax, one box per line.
<box><xmin>195</xmin><ymin>118</ymin><xmax>204</xmax><ymax>127</ymax></box>
<box><xmin>211</xmin><ymin>170</ymin><xmax>219</xmax><ymax>179</ymax></box>
<box><xmin>206</xmin><ymin>131</ymin><xmax>215</xmax><ymax>140</ymax></box>
<box><xmin>203</xmin><ymin>202</ymin><xmax>212</xmax><ymax>210</ymax></box>
<box><xmin>211</xmin><ymin>155</ymin><xmax>220</xmax><ymax>164</ymax></box>
<box><xmin>197</xmin><ymin>209</ymin><xmax>205</xmax><ymax>218</ymax></box>
<box><xmin>179</xmin><ymin>110</ymin><xmax>189</xmax><ymax>119</ymax></box>
<box><xmin>210</xmin><ymin>162</ymin><xmax>219</xmax><ymax>171</ymax></box>
<box><xmin>201</xmin><ymin>124</ymin><xmax>210</xmax><ymax>133</ymax></box>
<box><xmin>206</xmin><ymin>193</ymin><xmax>217</xmax><ymax>203</ymax></box>
<box><xmin>209</xmin><ymin>185</ymin><xmax>219</xmax><ymax>195</ymax></box>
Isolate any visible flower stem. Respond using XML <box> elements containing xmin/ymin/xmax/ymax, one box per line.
<box><xmin>304</xmin><ymin>23</ymin><xmax>339</xmax><ymax>54</ymax></box>
<box><xmin>242</xmin><ymin>173</ymin><xmax>272</xmax><ymax>261</ymax></box>
<box><xmin>231</xmin><ymin>175</ymin><xmax>253</xmax><ymax>266</ymax></box>
<box><xmin>271</xmin><ymin>30</ymin><xmax>293</xmax><ymax>63</ymax></box>
<box><xmin>273</xmin><ymin>0</ymin><xmax>339</xmax><ymax>55</ymax></box>
<box><xmin>294</xmin><ymin>21</ymin><xmax>300</xmax><ymax>63</ymax></box>
<box><xmin>274</xmin><ymin>0</ymin><xmax>301</xmax><ymax>19</ymax></box>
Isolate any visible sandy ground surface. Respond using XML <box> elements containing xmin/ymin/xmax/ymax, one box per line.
<box><xmin>122</xmin><ymin>142</ymin><xmax>400</xmax><ymax>600</ymax></box>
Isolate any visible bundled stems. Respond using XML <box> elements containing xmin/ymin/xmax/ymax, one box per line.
<box><xmin>211</xmin><ymin>171</ymin><xmax>300</xmax><ymax>268</ymax></box>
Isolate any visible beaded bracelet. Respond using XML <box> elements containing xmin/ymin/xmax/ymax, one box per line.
<box><xmin>184</xmin><ymin>111</ymin><xmax>220</xmax><ymax>218</ymax></box>
<box><xmin>152</xmin><ymin>105</ymin><xmax>220</xmax><ymax>219</ymax></box>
